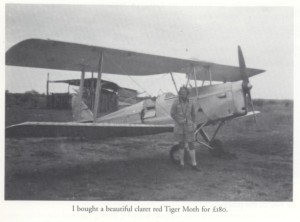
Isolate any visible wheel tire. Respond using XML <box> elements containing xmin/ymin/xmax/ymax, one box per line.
<box><xmin>170</xmin><ymin>144</ymin><xmax>191</xmax><ymax>165</ymax></box>
<box><xmin>170</xmin><ymin>144</ymin><xmax>181</xmax><ymax>164</ymax></box>
<box><xmin>209</xmin><ymin>139</ymin><xmax>224</xmax><ymax>157</ymax></box>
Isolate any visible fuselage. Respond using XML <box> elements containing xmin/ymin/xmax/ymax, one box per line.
<box><xmin>97</xmin><ymin>81</ymin><xmax>247</xmax><ymax>125</ymax></box>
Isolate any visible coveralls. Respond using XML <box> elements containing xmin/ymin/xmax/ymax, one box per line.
<box><xmin>170</xmin><ymin>98</ymin><xmax>196</xmax><ymax>143</ymax></box>
<box><xmin>171</xmin><ymin>97</ymin><xmax>198</xmax><ymax>168</ymax></box>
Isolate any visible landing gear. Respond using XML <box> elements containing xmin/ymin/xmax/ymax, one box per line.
<box><xmin>169</xmin><ymin>144</ymin><xmax>189</xmax><ymax>165</ymax></box>
<box><xmin>170</xmin><ymin>144</ymin><xmax>180</xmax><ymax>164</ymax></box>
<box><xmin>170</xmin><ymin>120</ymin><xmax>227</xmax><ymax>162</ymax></box>
<box><xmin>195</xmin><ymin>120</ymin><xmax>226</xmax><ymax>156</ymax></box>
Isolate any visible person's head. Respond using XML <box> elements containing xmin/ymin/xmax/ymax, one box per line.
<box><xmin>178</xmin><ymin>86</ymin><xmax>189</xmax><ymax>100</ymax></box>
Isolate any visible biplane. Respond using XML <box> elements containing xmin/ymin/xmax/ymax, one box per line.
<box><xmin>5</xmin><ymin>39</ymin><xmax>265</xmax><ymax>161</ymax></box>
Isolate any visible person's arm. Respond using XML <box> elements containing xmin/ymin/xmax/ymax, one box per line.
<box><xmin>170</xmin><ymin>100</ymin><xmax>178</xmax><ymax>122</ymax></box>
<box><xmin>171</xmin><ymin>100</ymin><xmax>186</xmax><ymax>124</ymax></box>
<box><xmin>171</xmin><ymin>100</ymin><xmax>185</xmax><ymax>124</ymax></box>
<box><xmin>191</xmin><ymin>103</ymin><xmax>196</xmax><ymax>123</ymax></box>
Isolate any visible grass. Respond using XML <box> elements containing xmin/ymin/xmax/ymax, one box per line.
<box><xmin>5</xmin><ymin>99</ymin><xmax>293</xmax><ymax>201</ymax></box>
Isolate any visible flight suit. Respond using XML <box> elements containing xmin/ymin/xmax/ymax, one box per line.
<box><xmin>170</xmin><ymin>98</ymin><xmax>196</xmax><ymax>143</ymax></box>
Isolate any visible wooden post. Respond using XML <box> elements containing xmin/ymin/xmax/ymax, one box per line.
<box><xmin>46</xmin><ymin>72</ymin><xmax>49</xmax><ymax>108</ymax></box>
<box><xmin>91</xmin><ymin>72</ymin><xmax>94</xmax><ymax>109</ymax></box>
<box><xmin>93</xmin><ymin>52</ymin><xmax>104</xmax><ymax>122</ymax></box>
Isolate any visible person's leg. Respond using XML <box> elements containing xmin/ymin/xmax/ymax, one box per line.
<box><xmin>188</xmin><ymin>142</ymin><xmax>201</xmax><ymax>171</ymax></box>
<box><xmin>188</xmin><ymin>142</ymin><xmax>197</xmax><ymax>166</ymax></box>
<box><xmin>178</xmin><ymin>141</ymin><xmax>185</xmax><ymax>166</ymax></box>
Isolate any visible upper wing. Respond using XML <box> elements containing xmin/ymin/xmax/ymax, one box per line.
<box><xmin>6</xmin><ymin>39</ymin><xmax>265</xmax><ymax>82</ymax></box>
<box><xmin>189</xmin><ymin>63</ymin><xmax>265</xmax><ymax>82</ymax></box>
<box><xmin>6</xmin><ymin>122</ymin><xmax>173</xmax><ymax>139</ymax></box>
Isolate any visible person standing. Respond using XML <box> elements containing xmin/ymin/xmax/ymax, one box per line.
<box><xmin>170</xmin><ymin>86</ymin><xmax>200</xmax><ymax>171</ymax></box>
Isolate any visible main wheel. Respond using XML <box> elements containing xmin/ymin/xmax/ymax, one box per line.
<box><xmin>170</xmin><ymin>144</ymin><xmax>190</xmax><ymax>164</ymax></box>
<box><xmin>209</xmin><ymin>139</ymin><xmax>224</xmax><ymax>157</ymax></box>
<box><xmin>170</xmin><ymin>144</ymin><xmax>181</xmax><ymax>164</ymax></box>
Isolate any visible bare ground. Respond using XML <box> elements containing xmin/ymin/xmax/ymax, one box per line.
<box><xmin>5</xmin><ymin>101</ymin><xmax>293</xmax><ymax>201</ymax></box>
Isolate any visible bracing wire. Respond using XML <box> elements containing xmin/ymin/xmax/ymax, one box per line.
<box><xmin>107</xmin><ymin>58</ymin><xmax>174</xmax><ymax>117</ymax></box>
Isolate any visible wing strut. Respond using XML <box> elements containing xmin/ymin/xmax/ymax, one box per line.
<box><xmin>74</xmin><ymin>67</ymin><xmax>86</xmax><ymax>121</ymax></box>
<box><xmin>208</xmin><ymin>66</ymin><xmax>212</xmax><ymax>85</ymax></box>
<box><xmin>170</xmin><ymin>72</ymin><xmax>179</xmax><ymax>94</ymax></box>
<box><xmin>93</xmin><ymin>52</ymin><xmax>104</xmax><ymax>122</ymax></box>
<box><xmin>79</xmin><ymin>67</ymin><xmax>85</xmax><ymax>103</ymax></box>
<box><xmin>193</xmin><ymin>66</ymin><xmax>199</xmax><ymax>97</ymax></box>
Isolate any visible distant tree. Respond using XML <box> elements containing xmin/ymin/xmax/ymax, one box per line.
<box><xmin>24</xmin><ymin>90</ymin><xmax>40</xmax><ymax>95</ymax></box>
<box><xmin>20</xmin><ymin>90</ymin><xmax>41</xmax><ymax>108</ymax></box>
<box><xmin>6</xmin><ymin>90</ymin><xmax>46</xmax><ymax>108</ymax></box>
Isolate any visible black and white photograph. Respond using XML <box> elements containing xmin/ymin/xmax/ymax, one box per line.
<box><xmin>2</xmin><ymin>2</ymin><xmax>297</xmax><ymax>219</ymax></box>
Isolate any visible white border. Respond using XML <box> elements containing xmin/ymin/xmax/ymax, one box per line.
<box><xmin>1</xmin><ymin>1</ymin><xmax>299</xmax><ymax>221</ymax></box>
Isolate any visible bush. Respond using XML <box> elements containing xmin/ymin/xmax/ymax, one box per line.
<box><xmin>5</xmin><ymin>90</ymin><xmax>46</xmax><ymax>109</ymax></box>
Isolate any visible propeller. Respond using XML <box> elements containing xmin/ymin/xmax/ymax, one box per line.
<box><xmin>238</xmin><ymin>46</ymin><xmax>258</xmax><ymax>129</ymax></box>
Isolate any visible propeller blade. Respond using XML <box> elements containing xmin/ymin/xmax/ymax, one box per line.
<box><xmin>238</xmin><ymin>46</ymin><xmax>258</xmax><ymax>129</ymax></box>
<box><xmin>248</xmin><ymin>92</ymin><xmax>259</xmax><ymax>130</ymax></box>
<box><xmin>238</xmin><ymin>46</ymin><xmax>249</xmax><ymax>84</ymax></box>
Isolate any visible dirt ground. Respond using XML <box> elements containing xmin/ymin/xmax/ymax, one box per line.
<box><xmin>5</xmin><ymin>100</ymin><xmax>293</xmax><ymax>201</ymax></box>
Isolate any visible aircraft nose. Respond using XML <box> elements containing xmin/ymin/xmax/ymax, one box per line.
<box><xmin>247</xmin><ymin>83</ymin><xmax>253</xmax><ymax>90</ymax></box>
<box><xmin>242</xmin><ymin>82</ymin><xmax>252</xmax><ymax>92</ymax></box>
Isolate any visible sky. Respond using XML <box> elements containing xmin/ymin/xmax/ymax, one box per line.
<box><xmin>5</xmin><ymin>4</ymin><xmax>294</xmax><ymax>99</ymax></box>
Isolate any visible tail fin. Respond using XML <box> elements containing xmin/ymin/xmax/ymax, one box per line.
<box><xmin>71</xmin><ymin>93</ymin><xmax>93</xmax><ymax>122</ymax></box>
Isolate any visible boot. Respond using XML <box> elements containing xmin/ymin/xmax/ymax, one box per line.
<box><xmin>189</xmin><ymin>149</ymin><xmax>201</xmax><ymax>172</ymax></box>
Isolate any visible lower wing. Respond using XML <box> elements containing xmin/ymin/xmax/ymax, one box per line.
<box><xmin>6</xmin><ymin>122</ymin><xmax>174</xmax><ymax>139</ymax></box>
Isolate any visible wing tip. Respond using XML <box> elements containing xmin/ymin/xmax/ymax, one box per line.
<box><xmin>257</xmin><ymin>69</ymin><xmax>266</xmax><ymax>74</ymax></box>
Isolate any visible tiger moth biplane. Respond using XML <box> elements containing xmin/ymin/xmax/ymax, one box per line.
<box><xmin>5</xmin><ymin>39</ymin><xmax>265</xmax><ymax>161</ymax></box>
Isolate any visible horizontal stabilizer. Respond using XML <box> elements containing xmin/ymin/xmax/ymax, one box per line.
<box><xmin>6</xmin><ymin>122</ymin><xmax>173</xmax><ymax>139</ymax></box>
